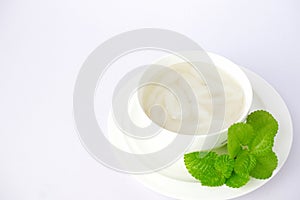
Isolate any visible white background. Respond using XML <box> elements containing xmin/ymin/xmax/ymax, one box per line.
<box><xmin>0</xmin><ymin>0</ymin><xmax>299</xmax><ymax>199</ymax></box>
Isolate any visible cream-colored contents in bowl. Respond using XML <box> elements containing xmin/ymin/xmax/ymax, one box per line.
<box><xmin>139</xmin><ymin>62</ymin><xmax>245</xmax><ymax>135</ymax></box>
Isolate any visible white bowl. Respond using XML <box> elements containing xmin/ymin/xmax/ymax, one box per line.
<box><xmin>123</xmin><ymin>52</ymin><xmax>253</xmax><ymax>153</ymax></box>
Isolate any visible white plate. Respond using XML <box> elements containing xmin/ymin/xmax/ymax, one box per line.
<box><xmin>129</xmin><ymin>68</ymin><xmax>293</xmax><ymax>200</ymax></box>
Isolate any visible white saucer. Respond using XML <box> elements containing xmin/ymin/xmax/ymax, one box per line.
<box><xmin>129</xmin><ymin>67</ymin><xmax>293</xmax><ymax>200</ymax></box>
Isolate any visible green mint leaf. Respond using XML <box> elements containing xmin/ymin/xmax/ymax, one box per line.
<box><xmin>214</xmin><ymin>154</ymin><xmax>234</xmax><ymax>178</ymax></box>
<box><xmin>247</xmin><ymin>110</ymin><xmax>278</xmax><ymax>138</ymax></box>
<box><xmin>184</xmin><ymin>152</ymin><xmax>216</xmax><ymax>180</ymax></box>
<box><xmin>228</xmin><ymin>123</ymin><xmax>255</xmax><ymax>158</ymax></box>
<box><xmin>184</xmin><ymin>152</ymin><xmax>233</xmax><ymax>186</ymax></box>
<box><xmin>234</xmin><ymin>151</ymin><xmax>256</xmax><ymax>176</ymax></box>
<box><xmin>225</xmin><ymin>172</ymin><xmax>250</xmax><ymax>188</ymax></box>
<box><xmin>199</xmin><ymin>168</ymin><xmax>226</xmax><ymax>187</ymax></box>
<box><xmin>249</xmin><ymin>133</ymin><xmax>274</xmax><ymax>155</ymax></box>
<box><xmin>250</xmin><ymin>151</ymin><xmax>278</xmax><ymax>179</ymax></box>
<box><xmin>246</xmin><ymin>110</ymin><xmax>278</xmax><ymax>155</ymax></box>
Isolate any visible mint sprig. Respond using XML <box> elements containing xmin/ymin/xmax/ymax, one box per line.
<box><xmin>184</xmin><ymin>110</ymin><xmax>279</xmax><ymax>188</ymax></box>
